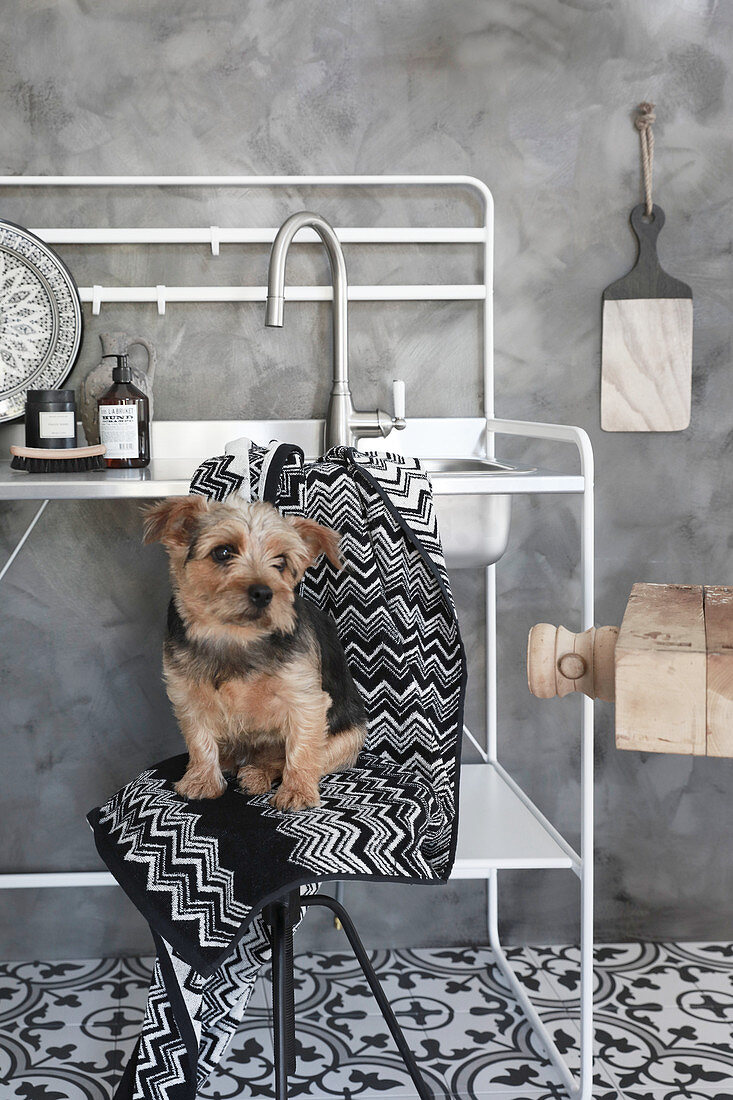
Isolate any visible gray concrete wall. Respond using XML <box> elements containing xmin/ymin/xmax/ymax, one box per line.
<box><xmin>0</xmin><ymin>0</ymin><xmax>731</xmax><ymax>959</ymax></box>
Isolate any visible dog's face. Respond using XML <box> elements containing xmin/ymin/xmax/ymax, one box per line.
<box><xmin>143</xmin><ymin>496</ymin><xmax>342</xmax><ymax>643</ymax></box>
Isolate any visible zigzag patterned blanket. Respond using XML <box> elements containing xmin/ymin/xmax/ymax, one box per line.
<box><xmin>88</xmin><ymin>440</ymin><xmax>466</xmax><ymax>1099</ymax></box>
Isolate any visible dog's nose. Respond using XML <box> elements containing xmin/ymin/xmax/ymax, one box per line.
<box><xmin>248</xmin><ymin>583</ymin><xmax>273</xmax><ymax>609</ymax></box>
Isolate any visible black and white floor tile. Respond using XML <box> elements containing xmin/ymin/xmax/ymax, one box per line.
<box><xmin>3</xmin><ymin>941</ymin><xmax>733</xmax><ymax>1099</ymax></box>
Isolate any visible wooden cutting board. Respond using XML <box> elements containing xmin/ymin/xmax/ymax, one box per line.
<box><xmin>601</xmin><ymin>204</ymin><xmax>693</xmax><ymax>432</ymax></box>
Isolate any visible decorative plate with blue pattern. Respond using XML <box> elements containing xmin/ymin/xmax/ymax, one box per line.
<box><xmin>0</xmin><ymin>219</ymin><xmax>83</xmax><ymax>422</ymax></box>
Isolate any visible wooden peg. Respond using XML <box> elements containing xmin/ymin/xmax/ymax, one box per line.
<box><xmin>527</xmin><ymin>624</ymin><xmax>618</xmax><ymax>701</ymax></box>
<box><xmin>529</xmin><ymin>584</ymin><xmax>733</xmax><ymax>757</ymax></box>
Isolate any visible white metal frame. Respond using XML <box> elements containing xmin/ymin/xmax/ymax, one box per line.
<box><xmin>0</xmin><ymin>175</ymin><xmax>594</xmax><ymax>1100</ymax></box>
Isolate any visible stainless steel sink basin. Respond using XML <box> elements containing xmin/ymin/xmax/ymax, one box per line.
<box><xmin>422</xmin><ymin>457</ymin><xmax>530</xmax><ymax>475</ymax></box>
<box><xmin>422</xmin><ymin>458</ymin><xmax>532</xmax><ymax>569</ymax></box>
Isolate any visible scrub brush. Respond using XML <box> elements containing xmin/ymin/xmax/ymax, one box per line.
<box><xmin>10</xmin><ymin>443</ymin><xmax>107</xmax><ymax>473</ymax></box>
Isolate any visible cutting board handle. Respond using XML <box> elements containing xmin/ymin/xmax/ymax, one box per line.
<box><xmin>603</xmin><ymin>203</ymin><xmax>691</xmax><ymax>303</ymax></box>
<box><xmin>629</xmin><ymin>202</ymin><xmax>665</xmax><ymax>259</ymax></box>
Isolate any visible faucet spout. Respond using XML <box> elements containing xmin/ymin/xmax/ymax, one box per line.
<box><xmin>265</xmin><ymin>210</ymin><xmax>406</xmax><ymax>450</ymax></box>
<box><xmin>265</xmin><ymin>211</ymin><xmax>348</xmax><ymax>385</ymax></box>
<box><xmin>264</xmin><ymin>293</ymin><xmax>284</xmax><ymax>328</ymax></box>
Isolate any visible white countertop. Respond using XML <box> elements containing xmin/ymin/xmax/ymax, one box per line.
<box><xmin>0</xmin><ymin>418</ymin><xmax>583</xmax><ymax>500</ymax></box>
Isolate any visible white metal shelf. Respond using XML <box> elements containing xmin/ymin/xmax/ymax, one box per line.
<box><xmin>0</xmin><ymin>459</ymin><xmax>583</xmax><ymax>502</ymax></box>
<box><xmin>0</xmin><ymin>418</ymin><xmax>585</xmax><ymax>501</ymax></box>
<box><xmin>0</xmin><ymin>871</ymin><xmax>115</xmax><ymax>889</ymax></box>
<box><xmin>0</xmin><ymin>761</ymin><xmax>580</xmax><ymax>889</ymax></box>
<box><xmin>452</xmin><ymin>762</ymin><xmax>579</xmax><ymax>875</ymax></box>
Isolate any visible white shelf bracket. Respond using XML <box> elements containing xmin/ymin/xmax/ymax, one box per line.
<box><xmin>0</xmin><ymin>499</ymin><xmax>49</xmax><ymax>586</ymax></box>
<box><xmin>463</xmin><ymin>724</ymin><xmax>489</xmax><ymax>763</ymax></box>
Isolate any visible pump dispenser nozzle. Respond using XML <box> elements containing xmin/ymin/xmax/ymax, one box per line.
<box><xmin>103</xmin><ymin>353</ymin><xmax>133</xmax><ymax>384</ymax></box>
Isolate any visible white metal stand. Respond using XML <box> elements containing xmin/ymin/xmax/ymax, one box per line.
<box><xmin>0</xmin><ymin>175</ymin><xmax>594</xmax><ymax>1100</ymax></box>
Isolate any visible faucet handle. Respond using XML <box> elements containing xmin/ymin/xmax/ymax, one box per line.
<box><xmin>392</xmin><ymin>379</ymin><xmax>406</xmax><ymax>430</ymax></box>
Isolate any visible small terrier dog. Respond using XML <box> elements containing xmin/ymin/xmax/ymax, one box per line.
<box><xmin>143</xmin><ymin>495</ymin><xmax>367</xmax><ymax>811</ymax></box>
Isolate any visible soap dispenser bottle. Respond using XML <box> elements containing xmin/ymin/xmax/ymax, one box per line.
<box><xmin>98</xmin><ymin>354</ymin><xmax>151</xmax><ymax>469</ymax></box>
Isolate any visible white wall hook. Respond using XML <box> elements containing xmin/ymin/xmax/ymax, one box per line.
<box><xmin>92</xmin><ymin>285</ymin><xmax>103</xmax><ymax>315</ymax></box>
<box><xmin>156</xmin><ymin>284</ymin><xmax>166</xmax><ymax>315</ymax></box>
<box><xmin>210</xmin><ymin>226</ymin><xmax>220</xmax><ymax>256</ymax></box>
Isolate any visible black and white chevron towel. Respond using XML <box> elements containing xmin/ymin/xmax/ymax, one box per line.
<box><xmin>88</xmin><ymin>440</ymin><xmax>467</xmax><ymax>1100</ymax></box>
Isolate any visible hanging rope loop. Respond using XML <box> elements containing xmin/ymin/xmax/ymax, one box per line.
<box><xmin>635</xmin><ymin>101</ymin><xmax>656</xmax><ymax>217</ymax></box>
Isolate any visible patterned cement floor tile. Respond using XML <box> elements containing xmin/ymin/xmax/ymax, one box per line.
<box><xmin>198</xmin><ymin>1018</ymin><xmax>275</xmax><ymax>1099</ymax></box>
<box><xmin>0</xmin><ymin>1022</ymin><xmax>120</xmax><ymax>1100</ymax></box>
<box><xmin>592</xmin><ymin>1006</ymin><xmax>733</xmax><ymax>1097</ymax></box>
<box><xmin>292</xmin><ymin>1012</ymin><xmax>432</xmax><ymax>1098</ymax></box>
<box><xmin>0</xmin><ymin>957</ymin><xmax>124</xmax><ymax>1032</ymax></box>
<box><xmin>531</xmin><ymin>942</ymin><xmax>714</xmax><ymax>1010</ymax></box>
<box><xmin>414</xmin><ymin>1003</ymin><xmax>616</xmax><ymax>1097</ymax></box>
<box><xmin>5</xmin><ymin>942</ymin><xmax>733</xmax><ymax>1099</ymax></box>
<box><xmin>112</xmin><ymin>955</ymin><xmax>154</xmax><ymax>1006</ymax></box>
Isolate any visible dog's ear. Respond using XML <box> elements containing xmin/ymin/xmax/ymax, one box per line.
<box><xmin>288</xmin><ymin>516</ymin><xmax>343</xmax><ymax>571</ymax></box>
<box><xmin>142</xmin><ymin>496</ymin><xmax>208</xmax><ymax>549</ymax></box>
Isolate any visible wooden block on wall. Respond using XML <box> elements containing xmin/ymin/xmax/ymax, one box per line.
<box><xmin>615</xmin><ymin>583</ymin><xmax>707</xmax><ymax>755</ymax></box>
<box><xmin>705</xmin><ymin>586</ymin><xmax>733</xmax><ymax>758</ymax></box>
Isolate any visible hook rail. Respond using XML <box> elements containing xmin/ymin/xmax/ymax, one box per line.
<box><xmin>84</xmin><ymin>283</ymin><xmax>486</xmax><ymax>314</ymax></box>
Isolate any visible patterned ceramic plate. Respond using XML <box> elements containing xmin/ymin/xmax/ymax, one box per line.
<box><xmin>0</xmin><ymin>219</ymin><xmax>83</xmax><ymax>422</ymax></box>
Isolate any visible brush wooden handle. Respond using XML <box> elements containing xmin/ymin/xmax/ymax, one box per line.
<box><xmin>10</xmin><ymin>443</ymin><xmax>106</xmax><ymax>459</ymax></box>
<box><xmin>527</xmin><ymin>624</ymin><xmax>618</xmax><ymax>701</ymax></box>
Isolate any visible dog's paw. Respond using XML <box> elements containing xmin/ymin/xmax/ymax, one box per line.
<box><xmin>175</xmin><ymin>770</ymin><xmax>227</xmax><ymax>800</ymax></box>
<box><xmin>238</xmin><ymin>764</ymin><xmax>277</xmax><ymax>796</ymax></box>
<box><xmin>270</xmin><ymin>783</ymin><xmax>321</xmax><ymax>812</ymax></box>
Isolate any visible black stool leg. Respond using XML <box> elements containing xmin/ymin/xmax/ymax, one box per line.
<box><xmin>264</xmin><ymin>891</ymin><xmax>299</xmax><ymax>1100</ymax></box>
<box><xmin>303</xmin><ymin>894</ymin><xmax>433</xmax><ymax>1100</ymax></box>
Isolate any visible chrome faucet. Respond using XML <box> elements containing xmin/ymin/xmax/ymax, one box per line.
<box><xmin>265</xmin><ymin>211</ymin><xmax>406</xmax><ymax>451</ymax></box>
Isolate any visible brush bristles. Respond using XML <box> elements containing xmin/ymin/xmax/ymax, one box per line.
<box><xmin>10</xmin><ymin>453</ymin><xmax>107</xmax><ymax>473</ymax></box>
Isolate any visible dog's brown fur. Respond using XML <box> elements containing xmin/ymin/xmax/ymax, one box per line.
<box><xmin>144</xmin><ymin>496</ymin><xmax>367</xmax><ymax>811</ymax></box>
